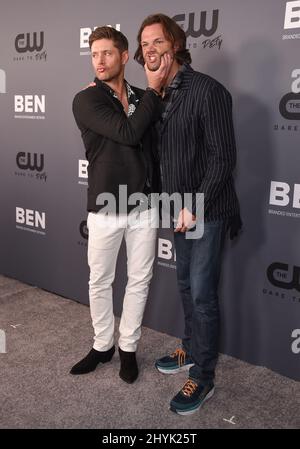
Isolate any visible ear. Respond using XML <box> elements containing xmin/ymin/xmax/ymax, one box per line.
<box><xmin>121</xmin><ymin>50</ymin><xmax>129</xmax><ymax>65</ymax></box>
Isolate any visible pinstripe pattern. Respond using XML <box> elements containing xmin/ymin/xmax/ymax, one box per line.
<box><xmin>159</xmin><ymin>64</ymin><xmax>240</xmax><ymax>221</ymax></box>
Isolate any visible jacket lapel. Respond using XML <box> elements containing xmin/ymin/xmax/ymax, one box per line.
<box><xmin>160</xmin><ymin>66</ymin><xmax>194</xmax><ymax>133</ymax></box>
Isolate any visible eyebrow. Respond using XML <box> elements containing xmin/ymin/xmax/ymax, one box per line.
<box><xmin>141</xmin><ymin>37</ymin><xmax>165</xmax><ymax>44</ymax></box>
<box><xmin>92</xmin><ymin>49</ymin><xmax>112</xmax><ymax>53</ymax></box>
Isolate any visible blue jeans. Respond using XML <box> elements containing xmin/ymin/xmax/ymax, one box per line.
<box><xmin>174</xmin><ymin>220</ymin><xmax>227</xmax><ymax>386</ymax></box>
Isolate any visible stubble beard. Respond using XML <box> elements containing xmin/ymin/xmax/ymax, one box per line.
<box><xmin>145</xmin><ymin>52</ymin><xmax>161</xmax><ymax>72</ymax></box>
<box><xmin>146</xmin><ymin>60</ymin><xmax>161</xmax><ymax>71</ymax></box>
<box><xmin>97</xmin><ymin>65</ymin><xmax>122</xmax><ymax>83</ymax></box>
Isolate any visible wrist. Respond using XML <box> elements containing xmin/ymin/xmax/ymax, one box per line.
<box><xmin>146</xmin><ymin>86</ymin><xmax>161</xmax><ymax>97</ymax></box>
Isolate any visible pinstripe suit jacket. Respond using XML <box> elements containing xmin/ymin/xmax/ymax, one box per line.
<box><xmin>159</xmin><ymin>64</ymin><xmax>240</xmax><ymax>221</ymax></box>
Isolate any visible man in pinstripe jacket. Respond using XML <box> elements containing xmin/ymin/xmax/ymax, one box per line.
<box><xmin>135</xmin><ymin>14</ymin><xmax>242</xmax><ymax>415</ymax></box>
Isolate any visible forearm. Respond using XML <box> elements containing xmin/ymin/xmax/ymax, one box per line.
<box><xmin>73</xmin><ymin>88</ymin><xmax>160</xmax><ymax>146</ymax></box>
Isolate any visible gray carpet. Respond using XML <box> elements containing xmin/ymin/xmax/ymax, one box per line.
<box><xmin>0</xmin><ymin>274</ymin><xmax>299</xmax><ymax>429</ymax></box>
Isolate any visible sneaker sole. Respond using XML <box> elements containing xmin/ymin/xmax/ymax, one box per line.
<box><xmin>170</xmin><ymin>387</ymin><xmax>215</xmax><ymax>416</ymax></box>
<box><xmin>155</xmin><ymin>363</ymin><xmax>194</xmax><ymax>375</ymax></box>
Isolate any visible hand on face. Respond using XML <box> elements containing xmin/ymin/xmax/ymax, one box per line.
<box><xmin>144</xmin><ymin>52</ymin><xmax>173</xmax><ymax>93</ymax></box>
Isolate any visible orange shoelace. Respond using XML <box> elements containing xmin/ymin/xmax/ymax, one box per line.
<box><xmin>181</xmin><ymin>379</ymin><xmax>198</xmax><ymax>397</ymax></box>
<box><xmin>171</xmin><ymin>348</ymin><xmax>186</xmax><ymax>367</ymax></box>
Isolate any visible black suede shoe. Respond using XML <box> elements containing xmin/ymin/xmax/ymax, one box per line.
<box><xmin>70</xmin><ymin>346</ymin><xmax>115</xmax><ymax>375</ymax></box>
<box><xmin>118</xmin><ymin>347</ymin><xmax>138</xmax><ymax>384</ymax></box>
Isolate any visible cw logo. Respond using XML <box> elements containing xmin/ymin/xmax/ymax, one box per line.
<box><xmin>15</xmin><ymin>32</ymin><xmax>44</xmax><ymax>53</ymax></box>
<box><xmin>173</xmin><ymin>10</ymin><xmax>219</xmax><ymax>38</ymax></box>
<box><xmin>16</xmin><ymin>152</ymin><xmax>44</xmax><ymax>172</ymax></box>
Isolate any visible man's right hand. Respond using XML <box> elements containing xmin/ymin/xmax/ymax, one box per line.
<box><xmin>145</xmin><ymin>53</ymin><xmax>173</xmax><ymax>94</ymax></box>
<box><xmin>82</xmin><ymin>82</ymin><xmax>96</xmax><ymax>90</ymax></box>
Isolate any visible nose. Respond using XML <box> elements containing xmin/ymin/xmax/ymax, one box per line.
<box><xmin>96</xmin><ymin>54</ymin><xmax>104</xmax><ymax>65</ymax></box>
<box><xmin>147</xmin><ymin>43</ymin><xmax>156</xmax><ymax>53</ymax></box>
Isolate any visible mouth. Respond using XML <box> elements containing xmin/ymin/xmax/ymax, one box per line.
<box><xmin>146</xmin><ymin>54</ymin><xmax>159</xmax><ymax>63</ymax></box>
<box><xmin>97</xmin><ymin>67</ymin><xmax>106</xmax><ymax>73</ymax></box>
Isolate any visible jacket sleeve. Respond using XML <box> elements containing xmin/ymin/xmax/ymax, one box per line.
<box><xmin>72</xmin><ymin>87</ymin><xmax>160</xmax><ymax>146</ymax></box>
<box><xmin>194</xmin><ymin>84</ymin><xmax>237</xmax><ymax>215</ymax></box>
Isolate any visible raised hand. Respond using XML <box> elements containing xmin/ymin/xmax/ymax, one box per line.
<box><xmin>144</xmin><ymin>52</ymin><xmax>173</xmax><ymax>93</ymax></box>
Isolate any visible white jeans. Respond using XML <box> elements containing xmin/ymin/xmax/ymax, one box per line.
<box><xmin>87</xmin><ymin>208</ymin><xmax>158</xmax><ymax>352</ymax></box>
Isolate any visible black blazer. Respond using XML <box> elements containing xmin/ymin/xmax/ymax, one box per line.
<box><xmin>159</xmin><ymin>64</ymin><xmax>240</xmax><ymax>221</ymax></box>
<box><xmin>72</xmin><ymin>79</ymin><xmax>161</xmax><ymax>212</ymax></box>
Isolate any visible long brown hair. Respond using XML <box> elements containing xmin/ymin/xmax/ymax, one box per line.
<box><xmin>134</xmin><ymin>13</ymin><xmax>191</xmax><ymax>66</ymax></box>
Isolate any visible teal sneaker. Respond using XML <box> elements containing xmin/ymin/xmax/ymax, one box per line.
<box><xmin>155</xmin><ymin>348</ymin><xmax>194</xmax><ymax>374</ymax></box>
<box><xmin>170</xmin><ymin>379</ymin><xmax>215</xmax><ymax>415</ymax></box>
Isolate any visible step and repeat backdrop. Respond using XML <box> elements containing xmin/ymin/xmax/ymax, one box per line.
<box><xmin>0</xmin><ymin>0</ymin><xmax>299</xmax><ymax>380</ymax></box>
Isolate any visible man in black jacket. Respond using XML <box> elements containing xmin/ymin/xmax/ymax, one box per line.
<box><xmin>71</xmin><ymin>26</ymin><xmax>171</xmax><ymax>383</ymax></box>
<box><xmin>135</xmin><ymin>14</ymin><xmax>242</xmax><ymax>413</ymax></box>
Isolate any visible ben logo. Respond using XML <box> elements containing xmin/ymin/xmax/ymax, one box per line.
<box><xmin>0</xmin><ymin>69</ymin><xmax>6</xmax><ymax>94</ymax></box>
<box><xmin>284</xmin><ymin>1</ymin><xmax>300</xmax><ymax>29</ymax></box>
<box><xmin>158</xmin><ymin>238</ymin><xmax>176</xmax><ymax>261</ymax></box>
<box><xmin>15</xmin><ymin>95</ymin><xmax>45</xmax><ymax>113</ymax></box>
<box><xmin>267</xmin><ymin>262</ymin><xmax>300</xmax><ymax>292</ymax></box>
<box><xmin>80</xmin><ymin>220</ymin><xmax>88</xmax><ymax>240</ymax></box>
<box><xmin>16</xmin><ymin>207</ymin><xmax>46</xmax><ymax>232</ymax></box>
<box><xmin>0</xmin><ymin>329</ymin><xmax>6</xmax><ymax>353</ymax></box>
<box><xmin>80</xmin><ymin>25</ymin><xmax>120</xmax><ymax>52</ymax></box>
<box><xmin>291</xmin><ymin>329</ymin><xmax>300</xmax><ymax>354</ymax></box>
<box><xmin>16</xmin><ymin>152</ymin><xmax>44</xmax><ymax>172</ymax></box>
<box><xmin>14</xmin><ymin>95</ymin><xmax>45</xmax><ymax>119</ymax></box>
<box><xmin>279</xmin><ymin>69</ymin><xmax>300</xmax><ymax>120</ymax></box>
<box><xmin>78</xmin><ymin>159</ymin><xmax>88</xmax><ymax>185</ymax></box>
<box><xmin>79</xmin><ymin>159</ymin><xmax>88</xmax><ymax>178</ymax></box>
<box><xmin>269</xmin><ymin>181</ymin><xmax>300</xmax><ymax>209</ymax></box>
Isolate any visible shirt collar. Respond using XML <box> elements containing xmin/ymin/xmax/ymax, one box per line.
<box><xmin>94</xmin><ymin>78</ymin><xmax>139</xmax><ymax>115</ymax></box>
<box><xmin>94</xmin><ymin>78</ymin><xmax>136</xmax><ymax>100</ymax></box>
<box><xmin>167</xmin><ymin>63</ymin><xmax>188</xmax><ymax>91</ymax></box>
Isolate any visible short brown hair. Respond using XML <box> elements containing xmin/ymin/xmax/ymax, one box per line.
<box><xmin>134</xmin><ymin>13</ymin><xmax>191</xmax><ymax>66</ymax></box>
<box><xmin>89</xmin><ymin>26</ymin><xmax>128</xmax><ymax>52</ymax></box>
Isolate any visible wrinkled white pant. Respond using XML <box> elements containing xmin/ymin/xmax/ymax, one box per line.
<box><xmin>87</xmin><ymin>208</ymin><xmax>158</xmax><ymax>352</ymax></box>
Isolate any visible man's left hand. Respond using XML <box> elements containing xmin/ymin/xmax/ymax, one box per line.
<box><xmin>174</xmin><ymin>208</ymin><xmax>196</xmax><ymax>233</ymax></box>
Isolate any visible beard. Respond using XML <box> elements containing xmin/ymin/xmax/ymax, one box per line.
<box><xmin>96</xmin><ymin>64</ymin><xmax>123</xmax><ymax>83</ymax></box>
<box><xmin>146</xmin><ymin>61</ymin><xmax>161</xmax><ymax>71</ymax></box>
<box><xmin>145</xmin><ymin>52</ymin><xmax>162</xmax><ymax>72</ymax></box>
